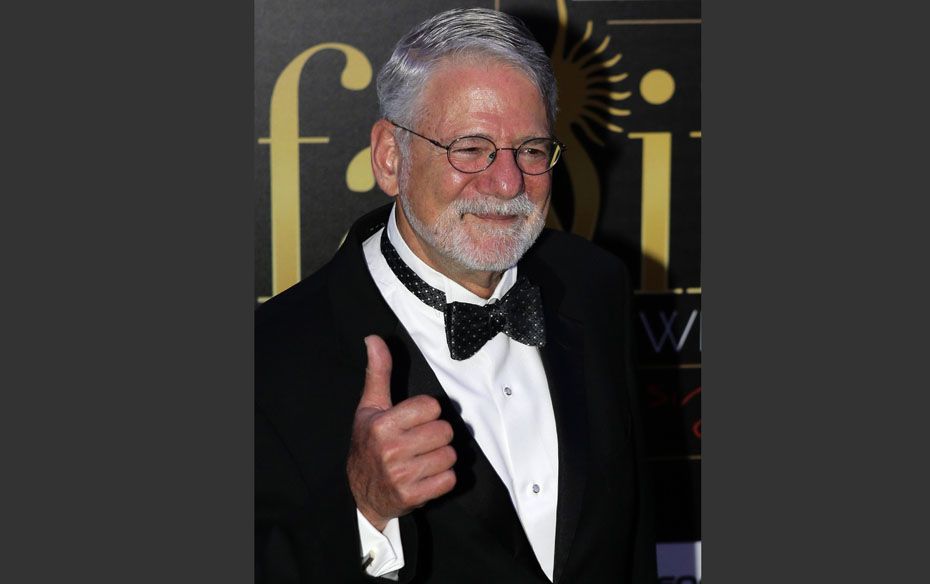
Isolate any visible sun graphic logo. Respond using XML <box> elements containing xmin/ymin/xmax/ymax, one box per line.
<box><xmin>547</xmin><ymin>0</ymin><xmax>632</xmax><ymax>239</ymax></box>
<box><xmin>552</xmin><ymin>1</ymin><xmax>631</xmax><ymax>141</ymax></box>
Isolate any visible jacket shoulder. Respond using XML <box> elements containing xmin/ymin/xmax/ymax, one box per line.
<box><xmin>255</xmin><ymin>263</ymin><xmax>330</xmax><ymax>332</ymax></box>
<box><xmin>527</xmin><ymin>228</ymin><xmax>630</xmax><ymax>286</ymax></box>
<box><xmin>254</xmin><ymin>261</ymin><xmax>356</xmax><ymax>399</ymax></box>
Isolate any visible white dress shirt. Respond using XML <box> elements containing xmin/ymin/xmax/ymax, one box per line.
<box><xmin>356</xmin><ymin>205</ymin><xmax>560</xmax><ymax>581</ymax></box>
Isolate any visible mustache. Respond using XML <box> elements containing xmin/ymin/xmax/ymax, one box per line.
<box><xmin>449</xmin><ymin>192</ymin><xmax>537</xmax><ymax>217</ymax></box>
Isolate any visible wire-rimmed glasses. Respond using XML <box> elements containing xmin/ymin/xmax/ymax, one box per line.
<box><xmin>388</xmin><ymin>120</ymin><xmax>565</xmax><ymax>176</ymax></box>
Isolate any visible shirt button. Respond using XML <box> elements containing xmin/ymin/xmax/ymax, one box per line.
<box><xmin>503</xmin><ymin>386</ymin><xmax>512</xmax><ymax>396</ymax></box>
<box><xmin>532</xmin><ymin>483</ymin><xmax>540</xmax><ymax>494</ymax></box>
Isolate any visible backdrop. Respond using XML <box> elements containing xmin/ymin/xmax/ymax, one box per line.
<box><xmin>255</xmin><ymin>1</ymin><xmax>701</xmax><ymax>580</ymax></box>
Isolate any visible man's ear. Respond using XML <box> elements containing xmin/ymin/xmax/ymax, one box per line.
<box><xmin>370</xmin><ymin>119</ymin><xmax>401</xmax><ymax>198</ymax></box>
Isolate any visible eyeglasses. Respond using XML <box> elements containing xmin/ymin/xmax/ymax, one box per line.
<box><xmin>388</xmin><ymin>120</ymin><xmax>565</xmax><ymax>176</ymax></box>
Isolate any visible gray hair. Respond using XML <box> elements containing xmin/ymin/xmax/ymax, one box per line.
<box><xmin>376</xmin><ymin>8</ymin><xmax>558</xmax><ymax>135</ymax></box>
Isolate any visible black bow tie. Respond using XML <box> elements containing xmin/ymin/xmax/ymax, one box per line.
<box><xmin>380</xmin><ymin>228</ymin><xmax>546</xmax><ymax>360</ymax></box>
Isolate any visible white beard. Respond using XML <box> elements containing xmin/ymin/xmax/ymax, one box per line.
<box><xmin>398</xmin><ymin>190</ymin><xmax>547</xmax><ymax>272</ymax></box>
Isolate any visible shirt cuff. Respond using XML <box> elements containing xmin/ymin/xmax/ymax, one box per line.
<box><xmin>357</xmin><ymin>509</ymin><xmax>405</xmax><ymax>580</ymax></box>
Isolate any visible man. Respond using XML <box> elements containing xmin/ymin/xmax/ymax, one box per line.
<box><xmin>256</xmin><ymin>8</ymin><xmax>656</xmax><ymax>583</ymax></box>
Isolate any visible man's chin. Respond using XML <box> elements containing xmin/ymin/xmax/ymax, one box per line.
<box><xmin>451</xmin><ymin>235</ymin><xmax>528</xmax><ymax>272</ymax></box>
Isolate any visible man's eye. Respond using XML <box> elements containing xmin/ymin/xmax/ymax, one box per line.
<box><xmin>520</xmin><ymin>147</ymin><xmax>546</xmax><ymax>158</ymax></box>
<box><xmin>452</xmin><ymin>147</ymin><xmax>487</xmax><ymax>156</ymax></box>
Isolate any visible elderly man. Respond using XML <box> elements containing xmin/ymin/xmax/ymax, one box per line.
<box><xmin>256</xmin><ymin>8</ymin><xmax>655</xmax><ymax>583</ymax></box>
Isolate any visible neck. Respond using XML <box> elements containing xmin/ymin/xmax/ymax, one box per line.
<box><xmin>394</xmin><ymin>207</ymin><xmax>502</xmax><ymax>299</ymax></box>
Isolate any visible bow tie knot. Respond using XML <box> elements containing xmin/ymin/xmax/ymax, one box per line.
<box><xmin>443</xmin><ymin>279</ymin><xmax>546</xmax><ymax>359</ymax></box>
<box><xmin>487</xmin><ymin>301</ymin><xmax>508</xmax><ymax>333</ymax></box>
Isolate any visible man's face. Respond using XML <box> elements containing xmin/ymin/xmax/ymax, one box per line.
<box><xmin>395</xmin><ymin>60</ymin><xmax>552</xmax><ymax>274</ymax></box>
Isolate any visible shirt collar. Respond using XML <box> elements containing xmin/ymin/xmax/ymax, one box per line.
<box><xmin>386</xmin><ymin>204</ymin><xmax>517</xmax><ymax>306</ymax></box>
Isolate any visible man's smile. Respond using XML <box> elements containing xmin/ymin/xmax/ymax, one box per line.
<box><xmin>466</xmin><ymin>212</ymin><xmax>521</xmax><ymax>223</ymax></box>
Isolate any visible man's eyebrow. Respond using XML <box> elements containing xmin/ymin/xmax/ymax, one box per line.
<box><xmin>450</xmin><ymin>129</ymin><xmax>552</xmax><ymax>143</ymax></box>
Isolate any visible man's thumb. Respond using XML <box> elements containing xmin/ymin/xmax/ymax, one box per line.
<box><xmin>359</xmin><ymin>335</ymin><xmax>393</xmax><ymax>410</ymax></box>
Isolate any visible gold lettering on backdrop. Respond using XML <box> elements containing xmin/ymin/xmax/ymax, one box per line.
<box><xmin>548</xmin><ymin>0</ymin><xmax>631</xmax><ymax>238</ymax></box>
<box><xmin>629</xmin><ymin>68</ymin><xmax>686</xmax><ymax>292</ymax></box>
<box><xmin>544</xmin><ymin>2</ymin><xmax>698</xmax><ymax>293</ymax></box>
<box><xmin>628</xmin><ymin>132</ymin><xmax>672</xmax><ymax>291</ymax></box>
<box><xmin>266</xmin><ymin>43</ymin><xmax>372</xmax><ymax>294</ymax></box>
<box><xmin>639</xmin><ymin>68</ymin><xmax>675</xmax><ymax>105</ymax></box>
<box><xmin>346</xmin><ymin>146</ymin><xmax>374</xmax><ymax>192</ymax></box>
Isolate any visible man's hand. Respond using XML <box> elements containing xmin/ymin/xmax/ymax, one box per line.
<box><xmin>347</xmin><ymin>335</ymin><xmax>457</xmax><ymax>531</ymax></box>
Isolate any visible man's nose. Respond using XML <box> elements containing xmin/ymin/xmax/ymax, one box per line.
<box><xmin>481</xmin><ymin>148</ymin><xmax>524</xmax><ymax>198</ymax></box>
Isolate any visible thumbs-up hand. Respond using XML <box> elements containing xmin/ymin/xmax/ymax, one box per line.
<box><xmin>347</xmin><ymin>335</ymin><xmax>457</xmax><ymax>531</ymax></box>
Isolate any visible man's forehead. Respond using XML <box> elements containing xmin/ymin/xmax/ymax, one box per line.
<box><xmin>424</xmin><ymin>58</ymin><xmax>537</xmax><ymax>96</ymax></box>
<box><xmin>418</xmin><ymin>60</ymin><xmax>548</xmax><ymax>135</ymax></box>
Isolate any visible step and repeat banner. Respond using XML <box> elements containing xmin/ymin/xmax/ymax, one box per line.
<box><xmin>255</xmin><ymin>0</ymin><xmax>701</xmax><ymax>580</ymax></box>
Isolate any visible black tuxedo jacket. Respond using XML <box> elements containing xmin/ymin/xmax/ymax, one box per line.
<box><xmin>256</xmin><ymin>204</ymin><xmax>656</xmax><ymax>583</ymax></box>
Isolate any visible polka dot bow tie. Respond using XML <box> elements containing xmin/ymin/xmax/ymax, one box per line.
<box><xmin>380</xmin><ymin>228</ymin><xmax>546</xmax><ymax>360</ymax></box>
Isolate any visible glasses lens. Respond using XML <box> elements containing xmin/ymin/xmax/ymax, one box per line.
<box><xmin>447</xmin><ymin>136</ymin><xmax>497</xmax><ymax>173</ymax></box>
<box><xmin>516</xmin><ymin>139</ymin><xmax>561</xmax><ymax>175</ymax></box>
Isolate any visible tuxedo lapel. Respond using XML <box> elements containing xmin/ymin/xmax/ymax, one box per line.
<box><xmin>522</xmin><ymin>245</ymin><xmax>589</xmax><ymax>584</ymax></box>
<box><xmin>327</xmin><ymin>205</ymin><xmax>399</xmax><ymax>368</ymax></box>
<box><xmin>539</xmin><ymin>315</ymin><xmax>587</xmax><ymax>583</ymax></box>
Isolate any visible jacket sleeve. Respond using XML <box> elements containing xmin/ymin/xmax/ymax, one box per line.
<box><xmin>256</xmin><ymin>404</ymin><xmax>414</xmax><ymax>583</ymax></box>
<box><xmin>255</xmin><ymin>327</ymin><xmax>421</xmax><ymax>583</ymax></box>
